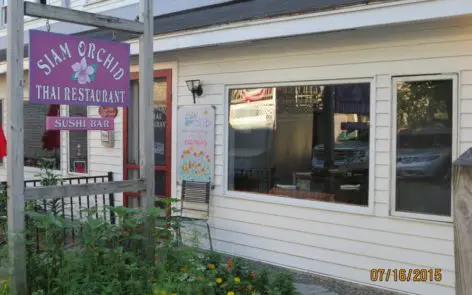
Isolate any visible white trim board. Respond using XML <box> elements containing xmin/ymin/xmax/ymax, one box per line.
<box><xmin>128</xmin><ymin>0</ymin><xmax>472</xmax><ymax>54</ymax></box>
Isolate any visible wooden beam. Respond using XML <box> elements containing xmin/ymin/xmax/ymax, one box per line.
<box><xmin>139</xmin><ymin>0</ymin><xmax>155</xmax><ymax>261</ymax></box>
<box><xmin>24</xmin><ymin>179</ymin><xmax>146</xmax><ymax>200</ymax></box>
<box><xmin>452</xmin><ymin>165</ymin><xmax>472</xmax><ymax>295</ymax></box>
<box><xmin>24</xmin><ymin>2</ymin><xmax>144</xmax><ymax>34</ymax></box>
<box><xmin>139</xmin><ymin>0</ymin><xmax>154</xmax><ymax>210</ymax></box>
<box><xmin>6</xmin><ymin>0</ymin><xmax>27</xmax><ymax>294</ymax></box>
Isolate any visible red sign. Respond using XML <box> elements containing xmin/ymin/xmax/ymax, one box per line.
<box><xmin>99</xmin><ymin>106</ymin><xmax>118</xmax><ymax>118</ymax></box>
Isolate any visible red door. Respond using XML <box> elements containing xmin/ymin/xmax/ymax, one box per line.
<box><xmin>123</xmin><ymin>69</ymin><xmax>172</xmax><ymax>207</ymax></box>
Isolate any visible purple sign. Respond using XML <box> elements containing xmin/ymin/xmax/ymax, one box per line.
<box><xmin>46</xmin><ymin>117</ymin><xmax>114</xmax><ymax>131</ymax></box>
<box><xmin>29</xmin><ymin>30</ymin><xmax>130</xmax><ymax>107</ymax></box>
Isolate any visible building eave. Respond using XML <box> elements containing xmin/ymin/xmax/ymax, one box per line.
<box><xmin>1</xmin><ymin>0</ymin><xmax>471</xmax><ymax>74</ymax></box>
<box><xmin>127</xmin><ymin>0</ymin><xmax>472</xmax><ymax>54</ymax></box>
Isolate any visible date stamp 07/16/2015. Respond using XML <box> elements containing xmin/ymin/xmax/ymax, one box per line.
<box><xmin>370</xmin><ymin>268</ymin><xmax>442</xmax><ymax>282</ymax></box>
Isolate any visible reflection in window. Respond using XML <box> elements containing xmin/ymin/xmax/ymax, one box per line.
<box><xmin>24</xmin><ymin>103</ymin><xmax>60</xmax><ymax>169</ymax></box>
<box><xmin>153</xmin><ymin>78</ymin><xmax>167</xmax><ymax>166</ymax></box>
<box><xmin>228</xmin><ymin>83</ymin><xmax>370</xmax><ymax>206</ymax></box>
<box><xmin>395</xmin><ymin>79</ymin><xmax>453</xmax><ymax>216</ymax></box>
<box><xmin>69</xmin><ymin>106</ymin><xmax>88</xmax><ymax>173</ymax></box>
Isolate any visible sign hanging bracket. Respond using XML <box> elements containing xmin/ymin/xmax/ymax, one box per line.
<box><xmin>46</xmin><ymin>19</ymin><xmax>50</xmax><ymax>32</ymax></box>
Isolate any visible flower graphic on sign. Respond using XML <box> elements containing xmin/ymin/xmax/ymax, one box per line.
<box><xmin>179</xmin><ymin>146</ymin><xmax>211</xmax><ymax>182</ymax></box>
<box><xmin>71</xmin><ymin>57</ymin><xmax>97</xmax><ymax>84</ymax></box>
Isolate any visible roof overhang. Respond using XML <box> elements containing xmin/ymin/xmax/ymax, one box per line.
<box><xmin>128</xmin><ymin>0</ymin><xmax>472</xmax><ymax>54</ymax></box>
<box><xmin>1</xmin><ymin>0</ymin><xmax>472</xmax><ymax>74</ymax></box>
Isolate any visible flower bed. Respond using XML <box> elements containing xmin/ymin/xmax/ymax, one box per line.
<box><xmin>151</xmin><ymin>250</ymin><xmax>296</xmax><ymax>295</ymax></box>
<box><xmin>0</xmin><ymin>204</ymin><xmax>296</xmax><ymax>295</ymax></box>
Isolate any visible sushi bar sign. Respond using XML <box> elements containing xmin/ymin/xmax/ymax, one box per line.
<box><xmin>29</xmin><ymin>30</ymin><xmax>130</xmax><ymax>131</ymax></box>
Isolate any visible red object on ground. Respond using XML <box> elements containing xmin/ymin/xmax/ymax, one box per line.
<box><xmin>42</xmin><ymin>104</ymin><xmax>61</xmax><ymax>151</ymax></box>
<box><xmin>0</xmin><ymin>127</ymin><xmax>6</xmax><ymax>158</ymax></box>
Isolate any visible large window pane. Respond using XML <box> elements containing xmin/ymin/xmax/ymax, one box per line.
<box><xmin>24</xmin><ymin>103</ymin><xmax>60</xmax><ymax>169</ymax></box>
<box><xmin>69</xmin><ymin>106</ymin><xmax>88</xmax><ymax>173</ymax></box>
<box><xmin>395</xmin><ymin>79</ymin><xmax>453</xmax><ymax>216</ymax></box>
<box><xmin>228</xmin><ymin>83</ymin><xmax>370</xmax><ymax>206</ymax></box>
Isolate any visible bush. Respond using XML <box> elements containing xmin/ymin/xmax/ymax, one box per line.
<box><xmin>0</xmin><ymin>164</ymin><xmax>297</xmax><ymax>295</ymax></box>
<box><xmin>18</xmin><ymin>204</ymin><xmax>296</xmax><ymax>295</ymax></box>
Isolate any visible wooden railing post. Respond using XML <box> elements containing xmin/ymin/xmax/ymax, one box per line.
<box><xmin>453</xmin><ymin>149</ymin><xmax>472</xmax><ymax>295</ymax></box>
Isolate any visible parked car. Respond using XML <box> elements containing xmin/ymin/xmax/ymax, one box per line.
<box><xmin>312</xmin><ymin>127</ymin><xmax>369</xmax><ymax>175</ymax></box>
<box><xmin>396</xmin><ymin>124</ymin><xmax>451</xmax><ymax>181</ymax></box>
<box><xmin>312</xmin><ymin>123</ymin><xmax>452</xmax><ymax>182</ymax></box>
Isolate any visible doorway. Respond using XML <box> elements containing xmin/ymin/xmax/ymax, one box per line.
<box><xmin>123</xmin><ymin>69</ymin><xmax>172</xmax><ymax>207</ymax></box>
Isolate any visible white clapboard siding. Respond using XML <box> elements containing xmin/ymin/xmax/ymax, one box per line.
<box><xmin>168</xmin><ymin>17</ymin><xmax>472</xmax><ymax>295</ymax></box>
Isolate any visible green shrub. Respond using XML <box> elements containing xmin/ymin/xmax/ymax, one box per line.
<box><xmin>0</xmin><ymin>279</ymin><xmax>9</xmax><ymax>295</ymax></box>
<box><xmin>0</xmin><ymin>164</ymin><xmax>296</xmax><ymax>295</ymax></box>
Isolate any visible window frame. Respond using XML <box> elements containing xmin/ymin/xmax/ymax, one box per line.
<box><xmin>390</xmin><ymin>74</ymin><xmax>458</xmax><ymax>223</ymax></box>
<box><xmin>223</xmin><ymin>78</ymin><xmax>376</xmax><ymax>215</ymax></box>
<box><xmin>22</xmin><ymin>102</ymin><xmax>62</xmax><ymax>171</ymax></box>
<box><xmin>67</xmin><ymin>105</ymin><xmax>89</xmax><ymax>175</ymax></box>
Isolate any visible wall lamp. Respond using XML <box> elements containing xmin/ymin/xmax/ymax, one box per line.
<box><xmin>186</xmin><ymin>79</ymin><xmax>203</xmax><ymax>104</ymax></box>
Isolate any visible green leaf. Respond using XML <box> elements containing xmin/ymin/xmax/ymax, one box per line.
<box><xmin>71</xmin><ymin>71</ymin><xmax>78</xmax><ymax>81</ymax></box>
<box><xmin>51</xmin><ymin>216</ymin><xmax>64</xmax><ymax>228</ymax></box>
<box><xmin>87</xmin><ymin>218</ymin><xmax>105</xmax><ymax>229</ymax></box>
<box><xmin>89</xmin><ymin>64</ymin><xmax>98</xmax><ymax>82</ymax></box>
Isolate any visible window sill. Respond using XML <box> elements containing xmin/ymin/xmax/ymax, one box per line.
<box><xmin>224</xmin><ymin>190</ymin><xmax>374</xmax><ymax>216</ymax></box>
<box><xmin>67</xmin><ymin>171</ymin><xmax>90</xmax><ymax>177</ymax></box>
<box><xmin>390</xmin><ymin>210</ymin><xmax>453</xmax><ymax>223</ymax></box>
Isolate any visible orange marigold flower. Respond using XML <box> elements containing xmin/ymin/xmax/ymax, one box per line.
<box><xmin>208</xmin><ymin>263</ymin><xmax>216</xmax><ymax>270</ymax></box>
<box><xmin>180</xmin><ymin>267</ymin><xmax>188</xmax><ymax>273</ymax></box>
<box><xmin>226</xmin><ymin>258</ymin><xmax>233</xmax><ymax>269</ymax></box>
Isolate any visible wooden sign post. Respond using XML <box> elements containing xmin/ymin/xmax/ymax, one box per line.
<box><xmin>452</xmin><ymin>148</ymin><xmax>472</xmax><ymax>295</ymax></box>
<box><xmin>6</xmin><ymin>1</ymin><xmax>154</xmax><ymax>294</ymax></box>
<box><xmin>6</xmin><ymin>1</ymin><xmax>27</xmax><ymax>294</ymax></box>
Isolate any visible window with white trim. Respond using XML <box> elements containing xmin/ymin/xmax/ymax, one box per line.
<box><xmin>227</xmin><ymin>82</ymin><xmax>371</xmax><ymax>206</ymax></box>
<box><xmin>24</xmin><ymin>103</ymin><xmax>61</xmax><ymax>170</ymax></box>
<box><xmin>393</xmin><ymin>76</ymin><xmax>455</xmax><ymax>218</ymax></box>
<box><xmin>68</xmin><ymin>106</ymin><xmax>88</xmax><ymax>173</ymax></box>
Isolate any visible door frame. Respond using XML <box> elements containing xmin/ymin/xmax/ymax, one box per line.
<box><xmin>123</xmin><ymin>69</ymin><xmax>173</xmax><ymax>207</ymax></box>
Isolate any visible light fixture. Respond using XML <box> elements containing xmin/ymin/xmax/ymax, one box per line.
<box><xmin>186</xmin><ymin>79</ymin><xmax>203</xmax><ymax>104</ymax></box>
